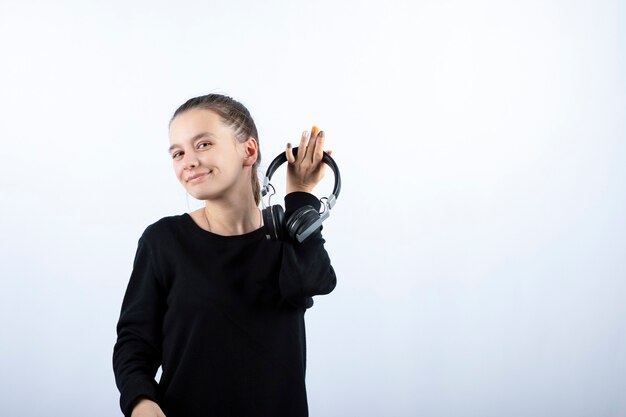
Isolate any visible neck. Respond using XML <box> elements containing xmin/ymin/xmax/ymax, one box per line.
<box><xmin>204</xmin><ymin>193</ymin><xmax>261</xmax><ymax>236</ymax></box>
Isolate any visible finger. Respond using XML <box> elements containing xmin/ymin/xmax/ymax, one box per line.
<box><xmin>297</xmin><ymin>130</ymin><xmax>309</xmax><ymax>162</ymax></box>
<box><xmin>311</xmin><ymin>130</ymin><xmax>325</xmax><ymax>163</ymax></box>
<box><xmin>285</xmin><ymin>142</ymin><xmax>296</xmax><ymax>164</ymax></box>
<box><xmin>310</xmin><ymin>125</ymin><xmax>319</xmax><ymax>138</ymax></box>
<box><xmin>307</xmin><ymin>125</ymin><xmax>320</xmax><ymax>162</ymax></box>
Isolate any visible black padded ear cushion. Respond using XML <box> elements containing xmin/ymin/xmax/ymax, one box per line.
<box><xmin>262</xmin><ymin>206</ymin><xmax>274</xmax><ymax>239</ymax></box>
<box><xmin>263</xmin><ymin>205</ymin><xmax>285</xmax><ymax>241</ymax></box>
<box><xmin>285</xmin><ymin>205</ymin><xmax>320</xmax><ymax>242</ymax></box>
<box><xmin>273</xmin><ymin>205</ymin><xmax>285</xmax><ymax>240</ymax></box>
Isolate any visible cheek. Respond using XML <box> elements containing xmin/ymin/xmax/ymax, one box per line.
<box><xmin>173</xmin><ymin>162</ymin><xmax>185</xmax><ymax>181</ymax></box>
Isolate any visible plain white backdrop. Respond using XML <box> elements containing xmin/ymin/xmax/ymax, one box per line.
<box><xmin>0</xmin><ymin>1</ymin><xmax>624</xmax><ymax>416</ymax></box>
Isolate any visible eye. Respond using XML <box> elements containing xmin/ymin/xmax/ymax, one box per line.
<box><xmin>172</xmin><ymin>150</ymin><xmax>183</xmax><ymax>159</ymax></box>
<box><xmin>197</xmin><ymin>142</ymin><xmax>211</xmax><ymax>150</ymax></box>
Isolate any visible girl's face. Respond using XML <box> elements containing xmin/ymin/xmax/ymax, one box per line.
<box><xmin>168</xmin><ymin>108</ymin><xmax>256</xmax><ymax>201</ymax></box>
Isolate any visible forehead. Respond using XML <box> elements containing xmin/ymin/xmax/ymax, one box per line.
<box><xmin>168</xmin><ymin>108</ymin><xmax>232</xmax><ymax>145</ymax></box>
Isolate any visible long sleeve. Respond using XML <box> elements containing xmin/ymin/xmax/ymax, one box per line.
<box><xmin>113</xmin><ymin>235</ymin><xmax>166</xmax><ymax>417</ymax></box>
<box><xmin>279</xmin><ymin>192</ymin><xmax>337</xmax><ymax>309</ymax></box>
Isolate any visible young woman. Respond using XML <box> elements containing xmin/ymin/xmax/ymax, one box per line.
<box><xmin>112</xmin><ymin>94</ymin><xmax>337</xmax><ymax>417</ymax></box>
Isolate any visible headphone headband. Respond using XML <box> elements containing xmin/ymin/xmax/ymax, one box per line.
<box><xmin>261</xmin><ymin>147</ymin><xmax>342</xmax><ymax>209</ymax></box>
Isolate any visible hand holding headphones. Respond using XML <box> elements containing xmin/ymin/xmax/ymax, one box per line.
<box><xmin>261</xmin><ymin>128</ymin><xmax>341</xmax><ymax>243</ymax></box>
<box><xmin>285</xmin><ymin>127</ymin><xmax>329</xmax><ymax>194</ymax></box>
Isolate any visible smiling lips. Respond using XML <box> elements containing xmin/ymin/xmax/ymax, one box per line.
<box><xmin>186</xmin><ymin>171</ymin><xmax>211</xmax><ymax>182</ymax></box>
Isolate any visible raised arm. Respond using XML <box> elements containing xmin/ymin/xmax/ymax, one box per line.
<box><xmin>278</xmin><ymin>127</ymin><xmax>337</xmax><ymax>308</ymax></box>
<box><xmin>278</xmin><ymin>192</ymin><xmax>337</xmax><ymax>308</ymax></box>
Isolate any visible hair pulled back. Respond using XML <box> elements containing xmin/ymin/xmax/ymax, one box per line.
<box><xmin>170</xmin><ymin>94</ymin><xmax>262</xmax><ymax>205</ymax></box>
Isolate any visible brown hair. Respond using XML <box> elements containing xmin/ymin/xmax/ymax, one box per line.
<box><xmin>170</xmin><ymin>94</ymin><xmax>262</xmax><ymax>205</ymax></box>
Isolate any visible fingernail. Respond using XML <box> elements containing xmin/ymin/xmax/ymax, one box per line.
<box><xmin>311</xmin><ymin>126</ymin><xmax>319</xmax><ymax>136</ymax></box>
<box><xmin>287</xmin><ymin>142</ymin><xmax>292</xmax><ymax>148</ymax></box>
<box><xmin>319</xmin><ymin>131</ymin><xmax>325</xmax><ymax>138</ymax></box>
<box><xmin>302</xmin><ymin>130</ymin><xmax>308</xmax><ymax>137</ymax></box>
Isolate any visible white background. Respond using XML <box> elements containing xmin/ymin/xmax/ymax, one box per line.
<box><xmin>0</xmin><ymin>1</ymin><xmax>624</xmax><ymax>416</ymax></box>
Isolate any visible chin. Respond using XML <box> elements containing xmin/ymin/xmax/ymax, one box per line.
<box><xmin>187</xmin><ymin>190</ymin><xmax>209</xmax><ymax>201</ymax></box>
<box><xmin>186</xmin><ymin>187</ymin><xmax>219</xmax><ymax>201</ymax></box>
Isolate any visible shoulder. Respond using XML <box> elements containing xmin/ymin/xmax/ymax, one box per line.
<box><xmin>140</xmin><ymin>214</ymin><xmax>189</xmax><ymax>244</ymax></box>
<box><xmin>284</xmin><ymin>192</ymin><xmax>321</xmax><ymax>216</ymax></box>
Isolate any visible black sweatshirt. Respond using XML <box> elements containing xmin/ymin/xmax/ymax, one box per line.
<box><xmin>112</xmin><ymin>192</ymin><xmax>337</xmax><ymax>417</ymax></box>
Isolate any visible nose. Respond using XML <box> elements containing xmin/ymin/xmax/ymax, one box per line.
<box><xmin>183</xmin><ymin>153</ymin><xmax>199</xmax><ymax>170</ymax></box>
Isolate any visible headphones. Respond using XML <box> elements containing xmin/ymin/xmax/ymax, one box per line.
<box><xmin>261</xmin><ymin>147</ymin><xmax>341</xmax><ymax>243</ymax></box>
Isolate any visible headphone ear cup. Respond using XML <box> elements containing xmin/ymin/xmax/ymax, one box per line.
<box><xmin>262</xmin><ymin>205</ymin><xmax>285</xmax><ymax>241</ymax></box>
<box><xmin>285</xmin><ymin>205</ymin><xmax>320</xmax><ymax>242</ymax></box>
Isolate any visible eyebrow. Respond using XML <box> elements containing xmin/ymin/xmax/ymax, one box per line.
<box><xmin>168</xmin><ymin>132</ymin><xmax>215</xmax><ymax>153</ymax></box>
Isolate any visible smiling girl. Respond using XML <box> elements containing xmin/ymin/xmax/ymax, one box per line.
<box><xmin>113</xmin><ymin>94</ymin><xmax>337</xmax><ymax>417</ymax></box>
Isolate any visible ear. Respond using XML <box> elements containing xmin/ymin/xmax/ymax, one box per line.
<box><xmin>242</xmin><ymin>136</ymin><xmax>258</xmax><ymax>167</ymax></box>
